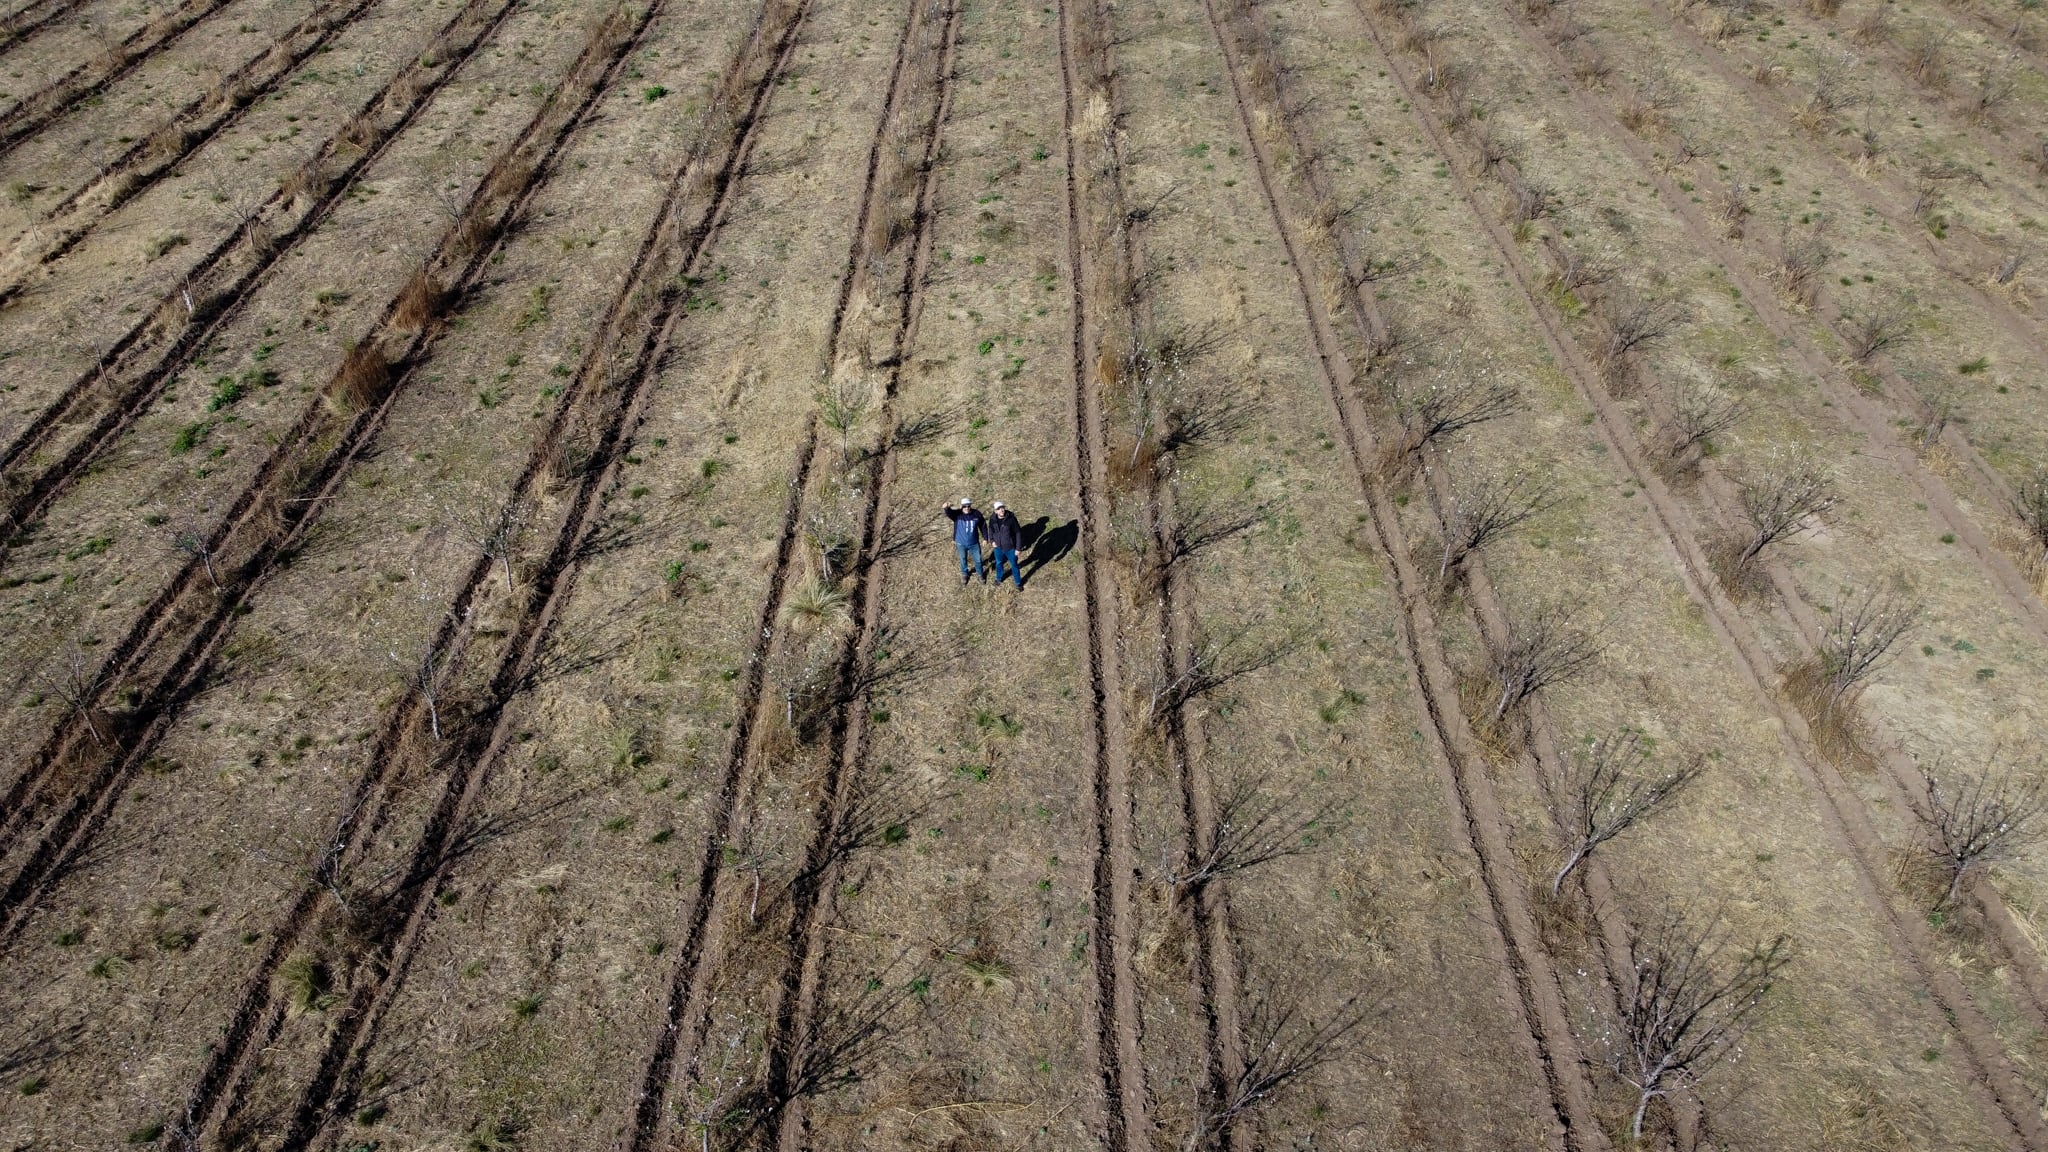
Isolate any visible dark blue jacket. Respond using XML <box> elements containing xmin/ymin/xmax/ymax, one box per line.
<box><xmin>945</xmin><ymin>505</ymin><xmax>984</xmax><ymax>546</ymax></box>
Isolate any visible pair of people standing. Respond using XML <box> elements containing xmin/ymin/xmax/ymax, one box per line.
<box><xmin>944</xmin><ymin>498</ymin><xmax>1024</xmax><ymax>588</ymax></box>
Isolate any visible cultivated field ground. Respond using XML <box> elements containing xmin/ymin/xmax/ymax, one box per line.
<box><xmin>3</xmin><ymin>0</ymin><xmax>2048</xmax><ymax>1147</ymax></box>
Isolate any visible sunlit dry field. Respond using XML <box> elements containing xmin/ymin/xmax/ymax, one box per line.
<box><xmin>2</xmin><ymin>0</ymin><xmax>2048</xmax><ymax>1148</ymax></box>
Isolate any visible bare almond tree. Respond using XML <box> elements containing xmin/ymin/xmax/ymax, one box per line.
<box><xmin>1391</xmin><ymin>374</ymin><xmax>1523</xmax><ymax>468</ymax></box>
<box><xmin>2011</xmin><ymin>468</ymin><xmax>2048</xmax><ymax>570</ymax></box>
<box><xmin>1724</xmin><ymin>456</ymin><xmax>1837</xmax><ymax>583</ymax></box>
<box><xmin>1486</xmin><ymin>602</ymin><xmax>1605</xmax><ymax>725</ymax></box>
<box><xmin>1148</xmin><ymin>620</ymin><xmax>1301</xmax><ymax>725</ymax></box>
<box><xmin>1547</xmin><ymin>247</ymin><xmax>1614</xmax><ymax>297</ymax></box>
<box><xmin>1190</xmin><ymin>987</ymin><xmax>1374</xmax><ymax>1150</ymax></box>
<box><xmin>1435</xmin><ymin>468</ymin><xmax>1557</xmax><ymax>588</ymax></box>
<box><xmin>1598</xmin><ymin>288</ymin><xmax>1689</xmax><ymax>379</ymax></box>
<box><xmin>1167</xmin><ymin>770</ymin><xmax>1338</xmax><ymax>891</ymax></box>
<box><xmin>34</xmin><ymin>645</ymin><xmax>113</xmax><ymax>749</ymax></box>
<box><xmin>1795</xmin><ymin>589</ymin><xmax>1921</xmax><ymax>730</ymax></box>
<box><xmin>1844</xmin><ymin>299</ymin><xmax>1912</xmax><ymax>363</ymax></box>
<box><xmin>1153</xmin><ymin>493</ymin><xmax>1274</xmax><ymax>583</ymax></box>
<box><xmin>391</xmin><ymin>642</ymin><xmax>446</xmax><ymax>742</ymax></box>
<box><xmin>1610</xmin><ymin>911</ymin><xmax>1791</xmax><ymax>1141</ymax></box>
<box><xmin>170</xmin><ymin>523</ymin><xmax>223</xmax><ymax>590</ymax></box>
<box><xmin>1802</xmin><ymin>47</ymin><xmax>1862</xmax><ymax>126</ymax></box>
<box><xmin>454</xmin><ymin>498</ymin><xmax>526</xmax><ymax>594</ymax></box>
<box><xmin>1661</xmin><ymin>381</ymin><xmax>1746</xmax><ymax>473</ymax></box>
<box><xmin>1552</xmin><ymin>731</ymin><xmax>1704</xmax><ymax>895</ymax></box>
<box><xmin>1966</xmin><ymin>55</ymin><xmax>2019</xmax><ymax>123</ymax></box>
<box><xmin>1920</xmin><ymin>755</ymin><xmax>2047</xmax><ymax>910</ymax></box>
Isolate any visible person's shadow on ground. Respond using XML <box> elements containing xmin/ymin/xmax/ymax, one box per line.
<box><xmin>1020</xmin><ymin>518</ymin><xmax>1078</xmax><ymax>585</ymax></box>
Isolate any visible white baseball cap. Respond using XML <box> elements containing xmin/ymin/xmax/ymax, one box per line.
<box><xmin>992</xmin><ymin>501</ymin><xmax>1004</xmax><ymax>509</ymax></box>
<box><xmin>960</xmin><ymin>497</ymin><xmax>972</xmax><ymax>504</ymax></box>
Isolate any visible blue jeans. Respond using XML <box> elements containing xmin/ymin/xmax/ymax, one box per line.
<box><xmin>991</xmin><ymin>547</ymin><xmax>1021</xmax><ymax>587</ymax></box>
<box><xmin>955</xmin><ymin>540</ymin><xmax>984</xmax><ymax>579</ymax></box>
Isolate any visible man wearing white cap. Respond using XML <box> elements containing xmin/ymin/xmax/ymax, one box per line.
<box><xmin>943</xmin><ymin>497</ymin><xmax>986</xmax><ymax>585</ymax></box>
<box><xmin>986</xmin><ymin>500</ymin><xmax>1023</xmax><ymax>589</ymax></box>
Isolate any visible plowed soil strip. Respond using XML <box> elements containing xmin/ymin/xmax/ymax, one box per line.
<box><xmin>0</xmin><ymin>0</ymin><xmax>632</xmax><ymax>924</ymax></box>
<box><xmin>1057</xmin><ymin>0</ymin><xmax>1152</xmax><ymax>1145</ymax></box>
<box><xmin>0</xmin><ymin>0</ymin><xmax>385</xmax><ymax>283</ymax></box>
<box><xmin>0</xmin><ymin>0</ymin><xmax>90</xmax><ymax>47</ymax></box>
<box><xmin>1199</xmin><ymin>0</ymin><xmax>1601</xmax><ymax>1146</ymax></box>
<box><xmin>1350</xmin><ymin>0</ymin><xmax>2048</xmax><ymax>1144</ymax></box>
<box><xmin>755</xmin><ymin>7</ymin><xmax>961</xmax><ymax>1145</ymax></box>
<box><xmin>0</xmin><ymin>0</ymin><xmax>521</xmax><ymax>536</ymax></box>
<box><xmin>160</xmin><ymin>2</ymin><xmax>812</xmax><ymax>1145</ymax></box>
<box><xmin>0</xmin><ymin>0</ymin><xmax>240</xmax><ymax>159</ymax></box>
<box><xmin>620</xmin><ymin>3</ymin><xmax>952</xmax><ymax>1145</ymax></box>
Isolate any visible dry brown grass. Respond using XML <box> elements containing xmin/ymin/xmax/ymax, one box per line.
<box><xmin>1782</xmin><ymin>658</ymin><xmax>1875</xmax><ymax>766</ymax></box>
<box><xmin>392</xmin><ymin>271</ymin><xmax>448</xmax><ymax>331</ymax></box>
<box><xmin>326</xmin><ymin>342</ymin><xmax>394</xmax><ymax>415</ymax></box>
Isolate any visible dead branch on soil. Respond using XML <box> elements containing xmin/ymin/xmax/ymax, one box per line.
<box><xmin>1551</xmin><ymin>731</ymin><xmax>1704</xmax><ymax>896</ymax></box>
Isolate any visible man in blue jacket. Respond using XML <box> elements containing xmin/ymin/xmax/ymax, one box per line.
<box><xmin>944</xmin><ymin>497</ymin><xmax>986</xmax><ymax>584</ymax></box>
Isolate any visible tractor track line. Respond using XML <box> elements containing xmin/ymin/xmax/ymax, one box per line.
<box><xmin>757</xmin><ymin>7</ymin><xmax>960</xmax><ymax>1143</ymax></box>
<box><xmin>0</xmin><ymin>0</ymin><xmax>242</xmax><ymax>161</ymax></box>
<box><xmin>1094</xmin><ymin>8</ymin><xmax>1240</xmax><ymax>1139</ymax></box>
<box><xmin>164</xmin><ymin>2</ymin><xmax>811</xmax><ymax>1144</ymax></box>
<box><xmin>1057</xmin><ymin>0</ymin><xmax>1153</xmax><ymax>1146</ymax></box>
<box><xmin>1633</xmin><ymin>0</ymin><xmax>2048</xmax><ymax>590</ymax></box>
<box><xmin>1213</xmin><ymin>0</ymin><xmax>1651</xmax><ymax>1085</ymax></box>
<box><xmin>0</xmin><ymin>0</ymin><xmax>91</xmax><ymax>49</ymax></box>
<box><xmin>1207</xmin><ymin>0</ymin><xmax>1609</xmax><ymax>1146</ymax></box>
<box><xmin>761</xmin><ymin>8</ymin><xmax>966</xmax><ymax>1139</ymax></box>
<box><xmin>1497</xmin><ymin>0</ymin><xmax>2048</xmax><ymax>1039</ymax></box>
<box><xmin>0</xmin><ymin>0</ymin><xmax>614</xmax><ymax>913</ymax></box>
<box><xmin>0</xmin><ymin>0</ymin><xmax>523</xmax><ymax>542</ymax></box>
<box><xmin>0</xmin><ymin>0</ymin><xmax>387</xmax><ymax>285</ymax></box>
<box><xmin>614</xmin><ymin>0</ymin><xmax>958</xmax><ymax>1139</ymax></box>
<box><xmin>1355</xmin><ymin>0</ymin><xmax>2047</xmax><ymax>1142</ymax></box>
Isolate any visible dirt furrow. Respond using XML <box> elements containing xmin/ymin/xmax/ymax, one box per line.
<box><xmin>1055</xmin><ymin>0</ymin><xmax>1157</xmax><ymax>1146</ymax></box>
<box><xmin>1187</xmin><ymin>1</ymin><xmax>1604</xmax><ymax>1148</ymax></box>
<box><xmin>0</xmin><ymin>0</ymin><xmax>521</xmax><ymax>538</ymax></box>
<box><xmin>753</xmin><ymin>8</ymin><xmax>961</xmax><ymax>1143</ymax></box>
<box><xmin>612</xmin><ymin>6</ymin><xmax>969</xmax><ymax>1147</ymax></box>
<box><xmin>1349</xmin><ymin>0</ymin><xmax>2048</xmax><ymax>1142</ymax></box>
<box><xmin>156</xmin><ymin>3</ymin><xmax>816</xmax><ymax>1145</ymax></box>
<box><xmin>0</xmin><ymin>0</ymin><xmax>241</xmax><ymax>160</ymax></box>
<box><xmin>0</xmin><ymin>0</ymin><xmax>90</xmax><ymax>47</ymax></box>
<box><xmin>0</xmin><ymin>0</ymin><xmax>659</xmax><ymax>930</ymax></box>
<box><xmin>0</xmin><ymin>0</ymin><xmax>384</xmax><ymax>283</ymax></box>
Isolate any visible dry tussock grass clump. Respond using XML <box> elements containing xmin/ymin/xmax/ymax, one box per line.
<box><xmin>392</xmin><ymin>271</ymin><xmax>449</xmax><ymax>331</ymax></box>
<box><xmin>327</xmin><ymin>342</ymin><xmax>393</xmax><ymax>415</ymax></box>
